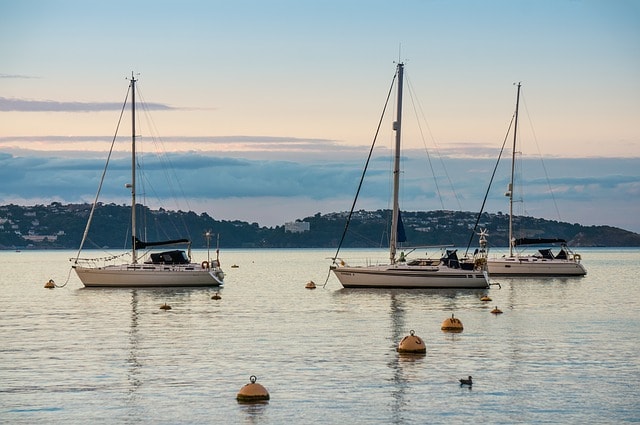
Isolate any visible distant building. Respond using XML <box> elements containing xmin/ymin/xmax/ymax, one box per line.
<box><xmin>285</xmin><ymin>221</ymin><xmax>310</xmax><ymax>233</ymax></box>
<box><xmin>23</xmin><ymin>234</ymin><xmax>58</xmax><ymax>242</ymax></box>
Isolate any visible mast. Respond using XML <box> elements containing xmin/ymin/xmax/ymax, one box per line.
<box><xmin>390</xmin><ymin>62</ymin><xmax>404</xmax><ymax>265</ymax></box>
<box><xmin>130</xmin><ymin>73</ymin><xmax>138</xmax><ymax>263</ymax></box>
<box><xmin>508</xmin><ymin>82</ymin><xmax>521</xmax><ymax>257</ymax></box>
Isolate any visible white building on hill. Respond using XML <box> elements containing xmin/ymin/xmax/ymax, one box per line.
<box><xmin>285</xmin><ymin>221</ymin><xmax>310</xmax><ymax>233</ymax></box>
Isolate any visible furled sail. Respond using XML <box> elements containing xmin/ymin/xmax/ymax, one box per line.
<box><xmin>514</xmin><ymin>237</ymin><xmax>566</xmax><ymax>246</ymax></box>
<box><xmin>397</xmin><ymin>210</ymin><xmax>407</xmax><ymax>243</ymax></box>
<box><xmin>133</xmin><ymin>237</ymin><xmax>190</xmax><ymax>250</ymax></box>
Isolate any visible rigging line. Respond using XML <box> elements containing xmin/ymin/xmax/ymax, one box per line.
<box><xmin>138</xmin><ymin>84</ymin><xmax>188</xmax><ymax>208</ymax></box>
<box><xmin>520</xmin><ymin>92</ymin><xmax>562</xmax><ymax>221</ymax></box>
<box><xmin>132</xmin><ymin>89</ymin><xmax>149</xmax><ymax>244</ymax></box>
<box><xmin>326</xmin><ymin>68</ymin><xmax>398</xmax><ymax>284</ymax></box>
<box><xmin>405</xmin><ymin>76</ymin><xmax>445</xmax><ymax>210</ymax></box>
<box><xmin>405</xmin><ymin>74</ymin><xmax>462</xmax><ymax>210</ymax></box>
<box><xmin>464</xmin><ymin>113</ymin><xmax>516</xmax><ymax>256</ymax></box>
<box><xmin>134</xmin><ymin>86</ymin><xmax>162</xmax><ymax>238</ymax></box>
<box><xmin>136</xmin><ymin>85</ymin><xmax>194</xmax><ymax>240</ymax></box>
<box><xmin>73</xmin><ymin>83</ymin><xmax>131</xmax><ymax>265</ymax></box>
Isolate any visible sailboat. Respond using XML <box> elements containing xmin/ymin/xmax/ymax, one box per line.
<box><xmin>330</xmin><ymin>63</ymin><xmax>489</xmax><ymax>289</ymax></box>
<box><xmin>72</xmin><ymin>74</ymin><xmax>225</xmax><ymax>287</ymax></box>
<box><xmin>486</xmin><ymin>83</ymin><xmax>586</xmax><ymax>276</ymax></box>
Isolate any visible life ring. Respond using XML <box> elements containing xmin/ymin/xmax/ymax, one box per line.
<box><xmin>201</xmin><ymin>261</ymin><xmax>209</xmax><ymax>270</ymax></box>
<box><xmin>573</xmin><ymin>254</ymin><xmax>581</xmax><ymax>261</ymax></box>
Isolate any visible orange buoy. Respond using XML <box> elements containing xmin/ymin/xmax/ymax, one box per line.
<box><xmin>480</xmin><ymin>295</ymin><xmax>492</xmax><ymax>302</ymax></box>
<box><xmin>305</xmin><ymin>281</ymin><xmax>316</xmax><ymax>289</ymax></box>
<box><xmin>397</xmin><ymin>330</ymin><xmax>426</xmax><ymax>354</ymax></box>
<box><xmin>160</xmin><ymin>303</ymin><xmax>172</xmax><ymax>310</ymax></box>
<box><xmin>441</xmin><ymin>313</ymin><xmax>463</xmax><ymax>333</ymax></box>
<box><xmin>44</xmin><ymin>279</ymin><xmax>55</xmax><ymax>289</ymax></box>
<box><xmin>491</xmin><ymin>306</ymin><xmax>503</xmax><ymax>314</ymax></box>
<box><xmin>237</xmin><ymin>375</ymin><xmax>270</xmax><ymax>403</ymax></box>
<box><xmin>211</xmin><ymin>292</ymin><xmax>222</xmax><ymax>300</ymax></box>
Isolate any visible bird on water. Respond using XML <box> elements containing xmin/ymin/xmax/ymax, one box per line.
<box><xmin>459</xmin><ymin>376</ymin><xmax>472</xmax><ymax>386</ymax></box>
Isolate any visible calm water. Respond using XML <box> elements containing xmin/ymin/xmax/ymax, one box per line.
<box><xmin>1</xmin><ymin>248</ymin><xmax>639</xmax><ymax>424</ymax></box>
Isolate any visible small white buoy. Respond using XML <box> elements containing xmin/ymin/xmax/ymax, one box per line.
<box><xmin>491</xmin><ymin>306</ymin><xmax>503</xmax><ymax>314</ymax></box>
<box><xmin>237</xmin><ymin>375</ymin><xmax>270</xmax><ymax>403</ymax></box>
<box><xmin>160</xmin><ymin>303</ymin><xmax>172</xmax><ymax>310</ymax></box>
<box><xmin>44</xmin><ymin>279</ymin><xmax>55</xmax><ymax>289</ymax></box>
<box><xmin>441</xmin><ymin>313</ymin><xmax>463</xmax><ymax>333</ymax></box>
<box><xmin>305</xmin><ymin>281</ymin><xmax>316</xmax><ymax>289</ymax></box>
<box><xmin>211</xmin><ymin>292</ymin><xmax>222</xmax><ymax>300</ymax></box>
<box><xmin>397</xmin><ymin>330</ymin><xmax>426</xmax><ymax>354</ymax></box>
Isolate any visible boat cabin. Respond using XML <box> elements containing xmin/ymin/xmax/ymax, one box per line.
<box><xmin>148</xmin><ymin>250</ymin><xmax>190</xmax><ymax>265</ymax></box>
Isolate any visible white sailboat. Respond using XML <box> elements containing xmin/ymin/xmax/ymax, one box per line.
<box><xmin>486</xmin><ymin>83</ymin><xmax>586</xmax><ymax>276</ymax></box>
<box><xmin>72</xmin><ymin>74</ymin><xmax>225</xmax><ymax>287</ymax></box>
<box><xmin>330</xmin><ymin>63</ymin><xmax>489</xmax><ymax>289</ymax></box>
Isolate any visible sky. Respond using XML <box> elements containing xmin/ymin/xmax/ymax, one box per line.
<box><xmin>1</xmin><ymin>0</ymin><xmax>639</xmax><ymax>234</ymax></box>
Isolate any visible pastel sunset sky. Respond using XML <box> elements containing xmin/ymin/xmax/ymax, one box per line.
<box><xmin>1</xmin><ymin>0</ymin><xmax>639</xmax><ymax>232</ymax></box>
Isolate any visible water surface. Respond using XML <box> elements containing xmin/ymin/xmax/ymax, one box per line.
<box><xmin>1</xmin><ymin>248</ymin><xmax>639</xmax><ymax>424</ymax></box>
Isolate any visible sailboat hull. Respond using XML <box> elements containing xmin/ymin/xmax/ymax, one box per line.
<box><xmin>332</xmin><ymin>265</ymin><xmax>489</xmax><ymax>289</ymax></box>
<box><xmin>487</xmin><ymin>257</ymin><xmax>586</xmax><ymax>276</ymax></box>
<box><xmin>74</xmin><ymin>265</ymin><xmax>224</xmax><ymax>287</ymax></box>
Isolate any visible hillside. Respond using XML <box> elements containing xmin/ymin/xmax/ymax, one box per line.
<box><xmin>1</xmin><ymin>203</ymin><xmax>639</xmax><ymax>250</ymax></box>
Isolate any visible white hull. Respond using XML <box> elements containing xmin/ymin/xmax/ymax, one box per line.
<box><xmin>487</xmin><ymin>257</ymin><xmax>586</xmax><ymax>276</ymax></box>
<box><xmin>332</xmin><ymin>264</ymin><xmax>489</xmax><ymax>289</ymax></box>
<box><xmin>74</xmin><ymin>264</ymin><xmax>224</xmax><ymax>287</ymax></box>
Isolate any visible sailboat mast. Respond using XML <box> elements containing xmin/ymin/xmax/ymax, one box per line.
<box><xmin>508</xmin><ymin>82</ymin><xmax>521</xmax><ymax>257</ymax></box>
<box><xmin>130</xmin><ymin>73</ymin><xmax>138</xmax><ymax>264</ymax></box>
<box><xmin>390</xmin><ymin>62</ymin><xmax>404</xmax><ymax>265</ymax></box>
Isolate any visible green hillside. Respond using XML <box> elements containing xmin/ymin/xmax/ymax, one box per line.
<box><xmin>1</xmin><ymin>203</ymin><xmax>638</xmax><ymax>249</ymax></box>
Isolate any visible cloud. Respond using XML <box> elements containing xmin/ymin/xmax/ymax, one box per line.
<box><xmin>0</xmin><ymin>96</ymin><xmax>175</xmax><ymax>112</ymax></box>
<box><xmin>0</xmin><ymin>134</ymin><xmax>360</xmax><ymax>162</ymax></box>
<box><xmin>0</xmin><ymin>149</ymin><xmax>638</xmax><ymax>232</ymax></box>
<box><xmin>0</xmin><ymin>73</ymin><xmax>38</xmax><ymax>79</ymax></box>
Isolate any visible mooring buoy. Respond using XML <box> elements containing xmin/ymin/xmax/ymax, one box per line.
<box><xmin>305</xmin><ymin>281</ymin><xmax>316</xmax><ymax>289</ymax></box>
<box><xmin>480</xmin><ymin>295</ymin><xmax>492</xmax><ymax>302</ymax></box>
<box><xmin>491</xmin><ymin>306</ymin><xmax>503</xmax><ymax>314</ymax></box>
<box><xmin>237</xmin><ymin>375</ymin><xmax>270</xmax><ymax>403</ymax></box>
<box><xmin>441</xmin><ymin>313</ymin><xmax>463</xmax><ymax>333</ymax></box>
<box><xmin>160</xmin><ymin>303</ymin><xmax>172</xmax><ymax>310</ymax></box>
<box><xmin>397</xmin><ymin>330</ymin><xmax>426</xmax><ymax>354</ymax></box>
<box><xmin>211</xmin><ymin>292</ymin><xmax>222</xmax><ymax>300</ymax></box>
<box><xmin>44</xmin><ymin>279</ymin><xmax>55</xmax><ymax>289</ymax></box>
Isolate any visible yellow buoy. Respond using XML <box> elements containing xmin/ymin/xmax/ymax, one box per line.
<box><xmin>44</xmin><ymin>279</ymin><xmax>55</xmax><ymax>289</ymax></box>
<box><xmin>397</xmin><ymin>330</ymin><xmax>426</xmax><ymax>354</ymax></box>
<box><xmin>160</xmin><ymin>303</ymin><xmax>172</xmax><ymax>310</ymax></box>
<box><xmin>305</xmin><ymin>281</ymin><xmax>316</xmax><ymax>289</ymax></box>
<box><xmin>441</xmin><ymin>313</ymin><xmax>463</xmax><ymax>333</ymax></box>
<box><xmin>491</xmin><ymin>306</ymin><xmax>503</xmax><ymax>314</ymax></box>
<box><xmin>480</xmin><ymin>295</ymin><xmax>492</xmax><ymax>302</ymax></box>
<box><xmin>211</xmin><ymin>292</ymin><xmax>222</xmax><ymax>300</ymax></box>
<box><xmin>237</xmin><ymin>375</ymin><xmax>270</xmax><ymax>403</ymax></box>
